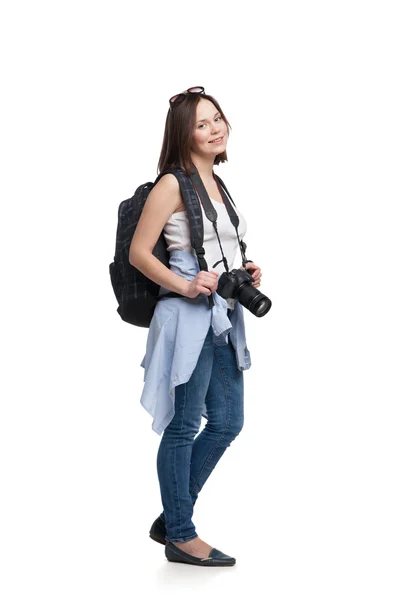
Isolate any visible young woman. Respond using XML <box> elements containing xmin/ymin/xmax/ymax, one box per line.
<box><xmin>129</xmin><ymin>87</ymin><xmax>262</xmax><ymax>567</ymax></box>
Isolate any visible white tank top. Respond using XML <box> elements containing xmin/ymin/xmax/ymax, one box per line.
<box><xmin>163</xmin><ymin>198</ymin><xmax>248</xmax><ymax>309</ymax></box>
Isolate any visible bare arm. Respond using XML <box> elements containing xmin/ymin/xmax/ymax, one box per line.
<box><xmin>129</xmin><ymin>174</ymin><xmax>191</xmax><ymax>296</ymax></box>
<box><xmin>129</xmin><ymin>173</ymin><xmax>219</xmax><ymax>298</ymax></box>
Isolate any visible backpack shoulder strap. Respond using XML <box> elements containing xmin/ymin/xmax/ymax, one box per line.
<box><xmin>156</xmin><ymin>169</ymin><xmax>209</xmax><ymax>272</ymax></box>
<box><xmin>155</xmin><ymin>168</ymin><xmax>214</xmax><ymax>307</ymax></box>
<box><xmin>173</xmin><ymin>170</ymin><xmax>209</xmax><ymax>266</ymax></box>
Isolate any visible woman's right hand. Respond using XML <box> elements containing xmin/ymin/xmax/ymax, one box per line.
<box><xmin>184</xmin><ymin>270</ymin><xmax>219</xmax><ymax>299</ymax></box>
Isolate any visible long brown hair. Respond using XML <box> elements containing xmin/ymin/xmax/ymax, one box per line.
<box><xmin>157</xmin><ymin>93</ymin><xmax>232</xmax><ymax>176</ymax></box>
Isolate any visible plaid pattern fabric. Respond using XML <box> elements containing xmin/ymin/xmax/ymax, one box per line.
<box><xmin>109</xmin><ymin>170</ymin><xmax>206</xmax><ymax>328</ymax></box>
<box><xmin>173</xmin><ymin>170</ymin><xmax>205</xmax><ymax>252</ymax></box>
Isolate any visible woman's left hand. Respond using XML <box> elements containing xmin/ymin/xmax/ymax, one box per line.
<box><xmin>240</xmin><ymin>262</ymin><xmax>262</xmax><ymax>288</ymax></box>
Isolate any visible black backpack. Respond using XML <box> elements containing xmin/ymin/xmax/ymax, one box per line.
<box><xmin>109</xmin><ymin>166</ymin><xmax>247</xmax><ymax>328</ymax></box>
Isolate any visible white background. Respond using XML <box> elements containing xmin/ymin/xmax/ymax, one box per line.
<box><xmin>1</xmin><ymin>1</ymin><xmax>399</xmax><ymax>598</ymax></box>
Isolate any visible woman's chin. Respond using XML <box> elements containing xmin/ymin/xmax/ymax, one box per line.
<box><xmin>210</xmin><ymin>144</ymin><xmax>227</xmax><ymax>155</ymax></box>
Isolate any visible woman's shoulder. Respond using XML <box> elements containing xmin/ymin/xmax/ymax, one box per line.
<box><xmin>146</xmin><ymin>172</ymin><xmax>182</xmax><ymax>216</ymax></box>
<box><xmin>153</xmin><ymin>172</ymin><xmax>180</xmax><ymax>194</ymax></box>
<box><xmin>154</xmin><ymin>172</ymin><xmax>187</xmax><ymax>215</ymax></box>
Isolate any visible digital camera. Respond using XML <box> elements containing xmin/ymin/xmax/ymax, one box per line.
<box><xmin>217</xmin><ymin>268</ymin><xmax>272</xmax><ymax>317</ymax></box>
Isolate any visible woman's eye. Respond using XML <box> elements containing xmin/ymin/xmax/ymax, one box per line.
<box><xmin>198</xmin><ymin>116</ymin><xmax>222</xmax><ymax>129</ymax></box>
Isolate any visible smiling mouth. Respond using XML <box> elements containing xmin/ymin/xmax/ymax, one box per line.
<box><xmin>209</xmin><ymin>136</ymin><xmax>224</xmax><ymax>144</ymax></box>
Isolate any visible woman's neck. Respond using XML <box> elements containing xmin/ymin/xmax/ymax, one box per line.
<box><xmin>190</xmin><ymin>155</ymin><xmax>215</xmax><ymax>183</ymax></box>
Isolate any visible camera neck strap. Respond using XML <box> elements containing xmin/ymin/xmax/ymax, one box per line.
<box><xmin>189</xmin><ymin>166</ymin><xmax>249</xmax><ymax>273</ymax></box>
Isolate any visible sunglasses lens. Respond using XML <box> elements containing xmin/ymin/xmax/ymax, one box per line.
<box><xmin>169</xmin><ymin>87</ymin><xmax>204</xmax><ymax>105</ymax></box>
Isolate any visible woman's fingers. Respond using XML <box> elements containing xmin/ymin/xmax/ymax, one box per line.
<box><xmin>244</xmin><ymin>263</ymin><xmax>262</xmax><ymax>287</ymax></box>
<box><xmin>195</xmin><ymin>271</ymin><xmax>218</xmax><ymax>294</ymax></box>
<box><xmin>195</xmin><ymin>268</ymin><xmax>263</xmax><ymax>292</ymax></box>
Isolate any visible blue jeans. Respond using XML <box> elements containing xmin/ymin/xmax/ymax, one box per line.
<box><xmin>156</xmin><ymin>320</ymin><xmax>244</xmax><ymax>543</ymax></box>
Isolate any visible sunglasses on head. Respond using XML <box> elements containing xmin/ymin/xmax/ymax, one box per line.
<box><xmin>169</xmin><ymin>86</ymin><xmax>205</xmax><ymax>106</ymax></box>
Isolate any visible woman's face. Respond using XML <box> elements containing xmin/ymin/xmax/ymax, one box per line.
<box><xmin>191</xmin><ymin>98</ymin><xmax>228</xmax><ymax>159</ymax></box>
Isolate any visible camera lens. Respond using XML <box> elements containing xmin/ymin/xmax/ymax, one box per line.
<box><xmin>250</xmin><ymin>296</ymin><xmax>271</xmax><ymax>317</ymax></box>
<box><xmin>237</xmin><ymin>283</ymin><xmax>272</xmax><ymax>317</ymax></box>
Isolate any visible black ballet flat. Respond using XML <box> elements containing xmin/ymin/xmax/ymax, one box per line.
<box><xmin>165</xmin><ymin>541</ymin><xmax>236</xmax><ymax>567</ymax></box>
<box><xmin>149</xmin><ymin>514</ymin><xmax>166</xmax><ymax>545</ymax></box>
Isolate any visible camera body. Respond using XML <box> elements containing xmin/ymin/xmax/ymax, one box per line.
<box><xmin>217</xmin><ymin>268</ymin><xmax>254</xmax><ymax>298</ymax></box>
<box><xmin>217</xmin><ymin>267</ymin><xmax>272</xmax><ymax>318</ymax></box>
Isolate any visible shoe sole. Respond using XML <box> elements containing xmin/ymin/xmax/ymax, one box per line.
<box><xmin>166</xmin><ymin>557</ymin><xmax>235</xmax><ymax>567</ymax></box>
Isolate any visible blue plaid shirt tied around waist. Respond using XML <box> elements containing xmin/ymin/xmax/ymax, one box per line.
<box><xmin>139</xmin><ymin>250</ymin><xmax>252</xmax><ymax>435</ymax></box>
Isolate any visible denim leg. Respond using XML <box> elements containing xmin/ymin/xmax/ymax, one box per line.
<box><xmin>189</xmin><ymin>332</ymin><xmax>244</xmax><ymax>506</ymax></box>
<box><xmin>156</xmin><ymin>325</ymin><xmax>214</xmax><ymax>543</ymax></box>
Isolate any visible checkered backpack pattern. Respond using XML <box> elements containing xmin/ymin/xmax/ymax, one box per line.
<box><xmin>109</xmin><ymin>168</ymin><xmax>211</xmax><ymax>328</ymax></box>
